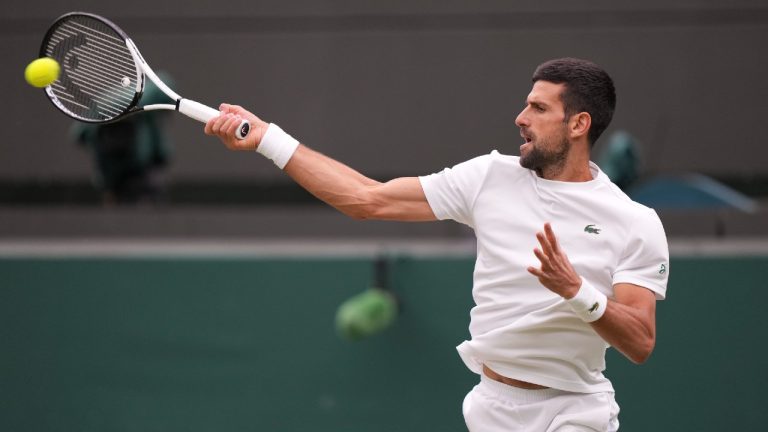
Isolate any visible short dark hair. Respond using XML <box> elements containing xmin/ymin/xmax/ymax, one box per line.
<box><xmin>532</xmin><ymin>58</ymin><xmax>616</xmax><ymax>147</ymax></box>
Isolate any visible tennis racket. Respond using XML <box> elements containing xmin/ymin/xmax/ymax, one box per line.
<box><xmin>39</xmin><ymin>11</ymin><xmax>249</xmax><ymax>139</ymax></box>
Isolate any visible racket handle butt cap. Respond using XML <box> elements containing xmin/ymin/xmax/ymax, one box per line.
<box><xmin>236</xmin><ymin>120</ymin><xmax>250</xmax><ymax>139</ymax></box>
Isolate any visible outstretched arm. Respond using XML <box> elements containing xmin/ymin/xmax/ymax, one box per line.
<box><xmin>204</xmin><ymin>104</ymin><xmax>436</xmax><ymax>221</ymax></box>
<box><xmin>528</xmin><ymin>223</ymin><xmax>657</xmax><ymax>364</ymax></box>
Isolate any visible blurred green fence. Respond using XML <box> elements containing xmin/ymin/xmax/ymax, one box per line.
<box><xmin>1</xmin><ymin>255</ymin><xmax>766</xmax><ymax>431</ymax></box>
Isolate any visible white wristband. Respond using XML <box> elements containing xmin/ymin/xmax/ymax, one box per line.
<box><xmin>257</xmin><ymin>123</ymin><xmax>300</xmax><ymax>169</ymax></box>
<box><xmin>565</xmin><ymin>279</ymin><xmax>608</xmax><ymax>323</ymax></box>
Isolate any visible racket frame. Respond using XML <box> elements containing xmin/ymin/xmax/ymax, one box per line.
<box><xmin>40</xmin><ymin>12</ymin><xmax>248</xmax><ymax>138</ymax></box>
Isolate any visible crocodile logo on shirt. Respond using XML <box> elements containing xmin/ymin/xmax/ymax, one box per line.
<box><xmin>588</xmin><ymin>302</ymin><xmax>600</xmax><ymax>314</ymax></box>
<box><xmin>584</xmin><ymin>224</ymin><xmax>601</xmax><ymax>234</ymax></box>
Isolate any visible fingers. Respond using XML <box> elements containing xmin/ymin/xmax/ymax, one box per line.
<box><xmin>219</xmin><ymin>103</ymin><xmax>246</xmax><ymax>116</ymax></box>
<box><xmin>531</xmin><ymin>223</ymin><xmax>556</xmax><ymax>273</ymax></box>
<box><xmin>535</xmin><ymin>223</ymin><xmax>560</xmax><ymax>256</ymax></box>
<box><xmin>533</xmin><ymin>247</ymin><xmax>549</xmax><ymax>266</ymax></box>
<box><xmin>225</xmin><ymin>115</ymin><xmax>242</xmax><ymax>137</ymax></box>
<box><xmin>529</xmin><ymin>223</ymin><xmax>581</xmax><ymax>297</ymax></box>
<box><xmin>209</xmin><ymin>104</ymin><xmax>245</xmax><ymax>133</ymax></box>
<box><xmin>204</xmin><ymin>114</ymin><xmax>225</xmax><ymax>135</ymax></box>
<box><xmin>535</xmin><ymin>231</ymin><xmax>550</xmax><ymax>256</ymax></box>
<box><xmin>544</xmin><ymin>222</ymin><xmax>560</xmax><ymax>254</ymax></box>
<box><xmin>527</xmin><ymin>266</ymin><xmax>543</xmax><ymax>278</ymax></box>
<box><xmin>205</xmin><ymin>113</ymin><xmax>236</xmax><ymax>135</ymax></box>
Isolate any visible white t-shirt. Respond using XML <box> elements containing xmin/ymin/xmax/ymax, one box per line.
<box><xmin>419</xmin><ymin>150</ymin><xmax>669</xmax><ymax>393</ymax></box>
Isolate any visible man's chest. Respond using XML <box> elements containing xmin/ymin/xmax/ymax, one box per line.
<box><xmin>471</xmin><ymin>184</ymin><xmax>629</xmax><ymax>285</ymax></box>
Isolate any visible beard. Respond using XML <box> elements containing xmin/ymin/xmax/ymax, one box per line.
<box><xmin>519</xmin><ymin>129</ymin><xmax>570</xmax><ymax>175</ymax></box>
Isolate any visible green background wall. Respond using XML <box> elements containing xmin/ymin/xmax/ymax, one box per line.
<box><xmin>1</xmin><ymin>255</ymin><xmax>766</xmax><ymax>431</ymax></box>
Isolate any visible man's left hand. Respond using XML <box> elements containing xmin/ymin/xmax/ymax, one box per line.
<box><xmin>527</xmin><ymin>222</ymin><xmax>583</xmax><ymax>299</ymax></box>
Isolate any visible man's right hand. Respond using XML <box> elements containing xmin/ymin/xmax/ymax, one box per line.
<box><xmin>204</xmin><ymin>103</ymin><xmax>270</xmax><ymax>151</ymax></box>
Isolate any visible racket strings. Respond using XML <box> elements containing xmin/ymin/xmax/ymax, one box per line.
<box><xmin>43</xmin><ymin>15</ymin><xmax>140</xmax><ymax>121</ymax></box>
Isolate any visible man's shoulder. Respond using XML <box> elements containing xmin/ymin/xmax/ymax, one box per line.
<box><xmin>446</xmin><ymin>150</ymin><xmax>524</xmax><ymax>177</ymax></box>
<box><xmin>592</xmin><ymin>176</ymin><xmax>664</xmax><ymax>231</ymax></box>
<box><xmin>483</xmin><ymin>150</ymin><xmax>527</xmax><ymax>175</ymax></box>
<box><xmin>489</xmin><ymin>149</ymin><xmax>520</xmax><ymax>164</ymax></box>
<box><xmin>595</xmin><ymin>174</ymin><xmax>652</xmax><ymax>210</ymax></box>
<box><xmin>462</xmin><ymin>150</ymin><xmax>518</xmax><ymax>164</ymax></box>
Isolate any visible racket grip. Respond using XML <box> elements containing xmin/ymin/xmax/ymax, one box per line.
<box><xmin>177</xmin><ymin>98</ymin><xmax>250</xmax><ymax>140</ymax></box>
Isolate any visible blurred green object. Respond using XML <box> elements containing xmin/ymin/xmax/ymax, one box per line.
<box><xmin>71</xmin><ymin>71</ymin><xmax>175</xmax><ymax>204</ymax></box>
<box><xmin>597</xmin><ymin>130</ymin><xmax>640</xmax><ymax>191</ymax></box>
<box><xmin>335</xmin><ymin>288</ymin><xmax>398</xmax><ymax>341</ymax></box>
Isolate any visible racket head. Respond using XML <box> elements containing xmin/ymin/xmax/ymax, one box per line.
<box><xmin>39</xmin><ymin>12</ymin><xmax>144</xmax><ymax>123</ymax></box>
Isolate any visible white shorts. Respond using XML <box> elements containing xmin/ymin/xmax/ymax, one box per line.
<box><xmin>463</xmin><ymin>375</ymin><xmax>620</xmax><ymax>432</ymax></box>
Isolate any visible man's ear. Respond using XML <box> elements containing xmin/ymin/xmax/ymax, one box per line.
<box><xmin>568</xmin><ymin>112</ymin><xmax>591</xmax><ymax>140</ymax></box>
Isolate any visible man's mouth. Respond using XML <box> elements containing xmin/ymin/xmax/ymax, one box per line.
<box><xmin>520</xmin><ymin>130</ymin><xmax>533</xmax><ymax>153</ymax></box>
<box><xmin>520</xmin><ymin>129</ymin><xmax>534</xmax><ymax>144</ymax></box>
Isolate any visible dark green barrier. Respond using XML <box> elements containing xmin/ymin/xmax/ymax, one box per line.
<box><xmin>606</xmin><ymin>256</ymin><xmax>768</xmax><ymax>431</ymax></box>
<box><xmin>1</xmin><ymin>256</ymin><xmax>766</xmax><ymax>431</ymax></box>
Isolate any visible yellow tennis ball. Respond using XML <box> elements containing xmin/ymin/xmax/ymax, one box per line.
<box><xmin>24</xmin><ymin>57</ymin><xmax>60</xmax><ymax>88</ymax></box>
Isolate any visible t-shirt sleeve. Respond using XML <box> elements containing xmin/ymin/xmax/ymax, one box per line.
<box><xmin>613</xmin><ymin>208</ymin><xmax>670</xmax><ymax>300</ymax></box>
<box><xmin>418</xmin><ymin>153</ymin><xmax>492</xmax><ymax>228</ymax></box>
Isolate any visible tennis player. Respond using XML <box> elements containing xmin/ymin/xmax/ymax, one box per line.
<box><xmin>206</xmin><ymin>58</ymin><xmax>668</xmax><ymax>432</ymax></box>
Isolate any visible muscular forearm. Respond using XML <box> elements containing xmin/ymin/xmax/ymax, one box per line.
<box><xmin>591</xmin><ymin>299</ymin><xmax>656</xmax><ymax>364</ymax></box>
<box><xmin>205</xmin><ymin>107</ymin><xmax>435</xmax><ymax>222</ymax></box>
<box><xmin>283</xmin><ymin>145</ymin><xmax>435</xmax><ymax>221</ymax></box>
<box><xmin>284</xmin><ymin>144</ymin><xmax>381</xmax><ymax>219</ymax></box>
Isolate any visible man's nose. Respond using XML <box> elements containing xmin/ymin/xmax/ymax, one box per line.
<box><xmin>515</xmin><ymin>108</ymin><xmax>528</xmax><ymax>127</ymax></box>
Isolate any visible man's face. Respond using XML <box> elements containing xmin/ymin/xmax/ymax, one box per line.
<box><xmin>515</xmin><ymin>81</ymin><xmax>570</xmax><ymax>172</ymax></box>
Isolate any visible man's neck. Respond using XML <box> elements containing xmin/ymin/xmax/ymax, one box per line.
<box><xmin>536</xmin><ymin>151</ymin><xmax>593</xmax><ymax>182</ymax></box>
